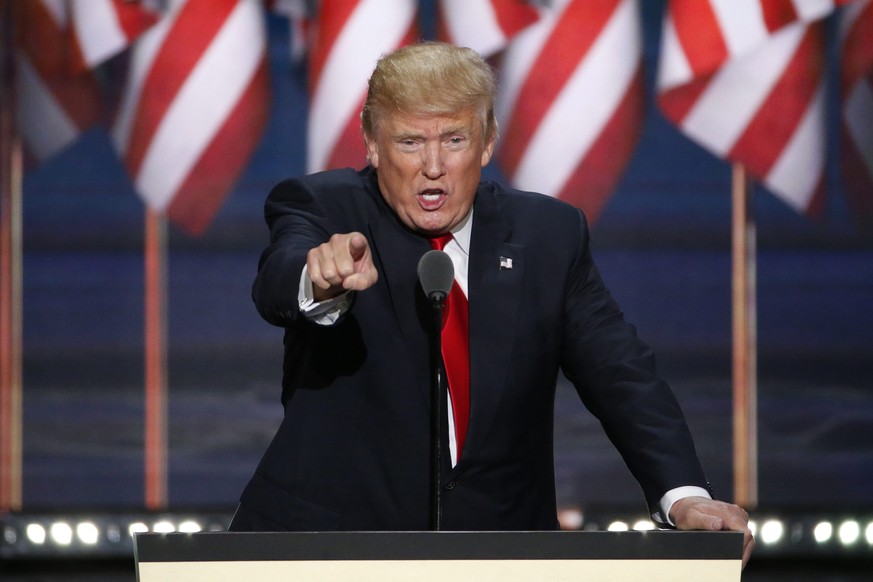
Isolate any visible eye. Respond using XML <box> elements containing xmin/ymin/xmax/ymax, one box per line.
<box><xmin>396</xmin><ymin>138</ymin><xmax>420</xmax><ymax>151</ymax></box>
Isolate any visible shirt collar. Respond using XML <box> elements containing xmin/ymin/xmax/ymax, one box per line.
<box><xmin>449</xmin><ymin>209</ymin><xmax>472</xmax><ymax>256</ymax></box>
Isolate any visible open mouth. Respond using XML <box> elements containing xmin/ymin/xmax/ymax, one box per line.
<box><xmin>417</xmin><ymin>190</ymin><xmax>446</xmax><ymax>210</ymax></box>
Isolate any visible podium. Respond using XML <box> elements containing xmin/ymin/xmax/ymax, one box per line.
<box><xmin>134</xmin><ymin>530</ymin><xmax>743</xmax><ymax>581</ymax></box>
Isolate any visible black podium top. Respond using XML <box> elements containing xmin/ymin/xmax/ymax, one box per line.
<box><xmin>135</xmin><ymin>530</ymin><xmax>743</xmax><ymax>563</ymax></box>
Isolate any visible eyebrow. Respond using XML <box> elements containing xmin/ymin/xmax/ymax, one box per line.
<box><xmin>391</xmin><ymin>125</ymin><xmax>470</xmax><ymax>140</ymax></box>
<box><xmin>391</xmin><ymin>131</ymin><xmax>424</xmax><ymax>140</ymax></box>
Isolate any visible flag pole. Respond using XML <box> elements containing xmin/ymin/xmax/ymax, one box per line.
<box><xmin>731</xmin><ymin>162</ymin><xmax>758</xmax><ymax>508</ymax></box>
<box><xmin>144</xmin><ymin>209</ymin><xmax>168</xmax><ymax>509</ymax></box>
<box><xmin>0</xmin><ymin>0</ymin><xmax>24</xmax><ymax>513</ymax></box>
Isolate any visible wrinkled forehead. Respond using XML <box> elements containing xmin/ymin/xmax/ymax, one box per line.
<box><xmin>377</xmin><ymin>108</ymin><xmax>483</xmax><ymax>136</ymax></box>
<box><xmin>367</xmin><ymin>103</ymin><xmax>492</xmax><ymax>141</ymax></box>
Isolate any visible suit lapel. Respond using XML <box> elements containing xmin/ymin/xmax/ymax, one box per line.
<box><xmin>458</xmin><ymin>183</ymin><xmax>524</xmax><ymax>471</ymax></box>
<box><xmin>365</xmin><ymin>186</ymin><xmax>433</xmax><ymax>410</ymax></box>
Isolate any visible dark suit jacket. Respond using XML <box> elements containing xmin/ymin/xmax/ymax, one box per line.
<box><xmin>236</xmin><ymin>166</ymin><xmax>708</xmax><ymax>531</ymax></box>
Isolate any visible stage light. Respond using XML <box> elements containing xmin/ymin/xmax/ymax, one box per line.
<box><xmin>106</xmin><ymin>524</ymin><xmax>122</xmax><ymax>544</ymax></box>
<box><xmin>50</xmin><ymin>522</ymin><xmax>73</xmax><ymax>545</ymax></box>
<box><xmin>153</xmin><ymin>521</ymin><xmax>175</xmax><ymax>533</ymax></box>
<box><xmin>25</xmin><ymin>523</ymin><xmax>46</xmax><ymax>545</ymax></box>
<box><xmin>813</xmin><ymin>521</ymin><xmax>833</xmax><ymax>543</ymax></box>
<box><xmin>759</xmin><ymin>520</ymin><xmax>784</xmax><ymax>545</ymax></box>
<box><xmin>5</xmin><ymin>509</ymin><xmax>873</xmax><ymax>562</ymax></box>
<box><xmin>76</xmin><ymin>522</ymin><xmax>100</xmax><ymax>545</ymax></box>
<box><xmin>178</xmin><ymin>520</ymin><xmax>203</xmax><ymax>533</ymax></box>
<box><xmin>3</xmin><ymin>526</ymin><xmax>17</xmax><ymax>545</ymax></box>
<box><xmin>0</xmin><ymin>510</ymin><xmax>235</xmax><ymax>559</ymax></box>
<box><xmin>838</xmin><ymin>520</ymin><xmax>860</xmax><ymax>546</ymax></box>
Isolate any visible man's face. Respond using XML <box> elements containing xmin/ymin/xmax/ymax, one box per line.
<box><xmin>365</xmin><ymin>108</ymin><xmax>495</xmax><ymax>236</ymax></box>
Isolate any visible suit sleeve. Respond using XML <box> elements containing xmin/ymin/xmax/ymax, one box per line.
<box><xmin>252</xmin><ymin>177</ymin><xmax>333</xmax><ymax>327</ymax></box>
<box><xmin>559</xmin><ymin>210</ymin><xmax>709</xmax><ymax>517</ymax></box>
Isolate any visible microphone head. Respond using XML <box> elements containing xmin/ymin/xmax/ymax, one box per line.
<box><xmin>418</xmin><ymin>250</ymin><xmax>454</xmax><ymax>302</ymax></box>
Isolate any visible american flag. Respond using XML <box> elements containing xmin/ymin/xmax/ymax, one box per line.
<box><xmin>14</xmin><ymin>0</ymin><xmax>155</xmax><ymax>162</ymax></box>
<box><xmin>436</xmin><ymin>0</ymin><xmax>540</xmax><ymax>58</ymax></box>
<box><xmin>112</xmin><ymin>0</ymin><xmax>271</xmax><ymax>236</ymax></box>
<box><xmin>495</xmin><ymin>0</ymin><xmax>645</xmax><ymax>224</ymax></box>
<box><xmin>307</xmin><ymin>0</ymin><xmax>418</xmax><ymax>173</ymax></box>
<box><xmin>840</xmin><ymin>0</ymin><xmax>873</xmax><ymax>226</ymax></box>
<box><xmin>68</xmin><ymin>0</ymin><xmax>159</xmax><ymax>73</ymax></box>
<box><xmin>657</xmin><ymin>0</ymin><xmax>854</xmax><ymax>217</ymax></box>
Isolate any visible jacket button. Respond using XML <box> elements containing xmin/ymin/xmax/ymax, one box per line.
<box><xmin>444</xmin><ymin>480</ymin><xmax>456</xmax><ymax>490</ymax></box>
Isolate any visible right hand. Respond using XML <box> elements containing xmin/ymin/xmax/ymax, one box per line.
<box><xmin>307</xmin><ymin>232</ymin><xmax>379</xmax><ymax>302</ymax></box>
<box><xmin>670</xmin><ymin>496</ymin><xmax>755</xmax><ymax>569</ymax></box>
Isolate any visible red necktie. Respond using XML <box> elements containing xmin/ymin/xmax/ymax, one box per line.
<box><xmin>429</xmin><ymin>234</ymin><xmax>470</xmax><ymax>460</ymax></box>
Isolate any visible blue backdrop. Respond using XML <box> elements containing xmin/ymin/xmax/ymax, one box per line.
<box><xmin>19</xmin><ymin>1</ymin><xmax>873</xmax><ymax>512</ymax></box>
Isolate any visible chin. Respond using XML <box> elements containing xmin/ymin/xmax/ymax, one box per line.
<box><xmin>411</xmin><ymin>218</ymin><xmax>449</xmax><ymax>235</ymax></box>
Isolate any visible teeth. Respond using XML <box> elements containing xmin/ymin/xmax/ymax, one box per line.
<box><xmin>421</xmin><ymin>193</ymin><xmax>442</xmax><ymax>201</ymax></box>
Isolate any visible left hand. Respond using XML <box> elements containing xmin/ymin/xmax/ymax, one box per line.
<box><xmin>670</xmin><ymin>496</ymin><xmax>755</xmax><ymax>569</ymax></box>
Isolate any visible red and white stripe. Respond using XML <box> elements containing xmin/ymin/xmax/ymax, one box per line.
<box><xmin>112</xmin><ymin>0</ymin><xmax>271</xmax><ymax>236</ymax></box>
<box><xmin>496</xmin><ymin>0</ymin><xmax>644</xmax><ymax>223</ymax></box>
<box><xmin>436</xmin><ymin>0</ymin><xmax>540</xmax><ymax>58</ymax></box>
<box><xmin>657</xmin><ymin>0</ymin><xmax>848</xmax><ymax>216</ymax></box>
<box><xmin>15</xmin><ymin>0</ymin><xmax>156</xmax><ymax>162</ymax></box>
<box><xmin>840</xmin><ymin>0</ymin><xmax>873</xmax><ymax>225</ymax></box>
<box><xmin>659</xmin><ymin>0</ymin><xmax>852</xmax><ymax>90</ymax></box>
<box><xmin>15</xmin><ymin>0</ymin><xmax>100</xmax><ymax>161</ymax></box>
<box><xmin>307</xmin><ymin>0</ymin><xmax>418</xmax><ymax>173</ymax></box>
<box><xmin>68</xmin><ymin>0</ymin><xmax>158</xmax><ymax>72</ymax></box>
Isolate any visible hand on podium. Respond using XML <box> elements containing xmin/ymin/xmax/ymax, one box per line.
<box><xmin>670</xmin><ymin>496</ymin><xmax>755</xmax><ymax>568</ymax></box>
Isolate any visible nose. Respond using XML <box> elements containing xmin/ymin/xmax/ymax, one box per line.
<box><xmin>421</xmin><ymin>143</ymin><xmax>445</xmax><ymax>179</ymax></box>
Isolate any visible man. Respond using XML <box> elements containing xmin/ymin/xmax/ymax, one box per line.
<box><xmin>231</xmin><ymin>42</ymin><xmax>754</xmax><ymax>565</ymax></box>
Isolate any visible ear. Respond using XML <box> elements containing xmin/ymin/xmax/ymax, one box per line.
<box><xmin>364</xmin><ymin>133</ymin><xmax>380</xmax><ymax>168</ymax></box>
<box><xmin>480</xmin><ymin>132</ymin><xmax>496</xmax><ymax>167</ymax></box>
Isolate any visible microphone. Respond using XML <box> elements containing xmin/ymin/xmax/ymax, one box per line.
<box><xmin>417</xmin><ymin>250</ymin><xmax>454</xmax><ymax>303</ymax></box>
<box><xmin>418</xmin><ymin>248</ymin><xmax>454</xmax><ymax>531</ymax></box>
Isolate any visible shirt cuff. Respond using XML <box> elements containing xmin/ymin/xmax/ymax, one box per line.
<box><xmin>298</xmin><ymin>266</ymin><xmax>352</xmax><ymax>325</ymax></box>
<box><xmin>655</xmin><ymin>486</ymin><xmax>713</xmax><ymax>527</ymax></box>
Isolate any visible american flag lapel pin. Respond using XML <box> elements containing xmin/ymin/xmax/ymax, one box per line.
<box><xmin>499</xmin><ymin>256</ymin><xmax>513</xmax><ymax>270</ymax></box>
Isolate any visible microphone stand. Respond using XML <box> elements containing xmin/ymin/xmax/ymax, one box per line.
<box><xmin>419</xmin><ymin>247</ymin><xmax>454</xmax><ymax>532</ymax></box>
<box><xmin>428</xmin><ymin>292</ymin><xmax>446</xmax><ymax>531</ymax></box>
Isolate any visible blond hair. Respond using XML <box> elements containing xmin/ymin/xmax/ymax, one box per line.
<box><xmin>361</xmin><ymin>42</ymin><xmax>498</xmax><ymax>141</ymax></box>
